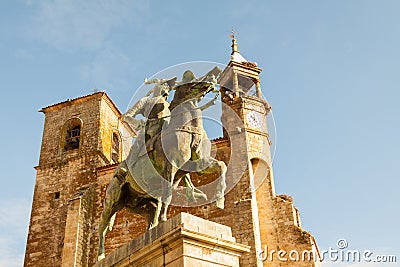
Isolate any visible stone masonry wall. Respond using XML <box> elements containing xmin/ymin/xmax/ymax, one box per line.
<box><xmin>87</xmin><ymin>167</ymin><xmax>147</xmax><ymax>267</ymax></box>
<box><xmin>24</xmin><ymin>93</ymin><xmax>134</xmax><ymax>267</ymax></box>
<box><xmin>99</xmin><ymin>98</ymin><xmax>121</xmax><ymax>163</ymax></box>
<box><xmin>25</xmin><ymin>154</ymin><xmax>100</xmax><ymax>267</ymax></box>
<box><xmin>61</xmin><ymin>185</ymin><xmax>94</xmax><ymax>267</ymax></box>
<box><xmin>38</xmin><ymin>94</ymin><xmax>102</xmax><ymax>166</ymax></box>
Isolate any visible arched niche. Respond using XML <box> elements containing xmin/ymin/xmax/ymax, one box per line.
<box><xmin>61</xmin><ymin>117</ymin><xmax>83</xmax><ymax>152</ymax></box>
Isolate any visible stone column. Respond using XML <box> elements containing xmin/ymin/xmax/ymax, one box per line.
<box><xmin>61</xmin><ymin>186</ymin><xmax>93</xmax><ymax>267</ymax></box>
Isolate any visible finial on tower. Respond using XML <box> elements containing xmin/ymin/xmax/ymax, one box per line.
<box><xmin>229</xmin><ymin>30</ymin><xmax>239</xmax><ymax>55</ymax></box>
<box><xmin>229</xmin><ymin>30</ymin><xmax>247</xmax><ymax>63</ymax></box>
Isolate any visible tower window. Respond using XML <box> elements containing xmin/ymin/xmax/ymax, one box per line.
<box><xmin>54</xmin><ymin>192</ymin><xmax>60</xmax><ymax>199</ymax></box>
<box><xmin>111</xmin><ymin>132</ymin><xmax>120</xmax><ymax>163</ymax></box>
<box><xmin>65</xmin><ymin>126</ymin><xmax>80</xmax><ymax>150</ymax></box>
<box><xmin>247</xmin><ymin>84</ymin><xmax>257</xmax><ymax>96</ymax></box>
<box><xmin>62</xmin><ymin>118</ymin><xmax>82</xmax><ymax>151</ymax></box>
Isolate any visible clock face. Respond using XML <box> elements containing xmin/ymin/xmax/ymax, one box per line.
<box><xmin>246</xmin><ymin>111</ymin><xmax>263</xmax><ymax>129</ymax></box>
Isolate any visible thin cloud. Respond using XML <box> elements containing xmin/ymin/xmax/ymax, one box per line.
<box><xmin>14</xmin><ymin>49</ymin><xmax>34</xmax><ymax>60</ymax></box>
<box><xmin>24</xmin><ymin>0</ymin><xmax>149</xmax><ymax>93</ymax></box>
<box><xmin>0</xmin><ymin>237</ymin><xmax>24</xmax><ymax>267</ymax></box>
<box><xmin>0</xmin><ymin>198</ymin><xmax>31</xmax><ymax>235</ymax></box>
<box><xmin>77</xmin><ymin>44</ymin><xmax>135</xmax><ymax>91</ymax></box>
<box><xmin>27</xmin><ymin>0</ymin><xmax>149</xmax><ymax>53</ymax></box>
<box><xmin>0</xmin><ymin>199</ymin><xmax>31</xmax><ymax>267</ymax></box>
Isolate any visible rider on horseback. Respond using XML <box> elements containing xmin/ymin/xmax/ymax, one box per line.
<box><xmin>114</xmin><ymin>77</ymin><xmax>176</xmax><ymax>185</ymax></box>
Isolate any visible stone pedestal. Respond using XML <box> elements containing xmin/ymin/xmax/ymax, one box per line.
<box><xmin>94</xmin><ymin>212</ymin><xmax>250</xmax><ymax>267</ymax></box>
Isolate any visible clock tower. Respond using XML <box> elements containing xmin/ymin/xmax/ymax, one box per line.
<box><xmin>217</xmin><ymin>38</ymin><xmax>320</xmax><ymax>266</ymax></box>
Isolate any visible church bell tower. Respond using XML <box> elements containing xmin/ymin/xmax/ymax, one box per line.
<box><xmin>24</xmin><ymin>92</ymin><xmax>134</xmax><ymax>267</ymax></box>
<box><xmin>215</xmin><ymin>38</ymin><xmax>321</xmax><ymax>266</ymax></box>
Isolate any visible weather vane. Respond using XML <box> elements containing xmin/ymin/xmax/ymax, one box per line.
<box><xmin>229</xmin><ymin>29</ymin><xmax>239</xmax><ymax>40</ymax></box>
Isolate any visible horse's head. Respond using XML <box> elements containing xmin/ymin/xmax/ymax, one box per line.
<box><xmin>170</xmin><ymin>67</ymin><xmax>222</xmax><ymax>109</ymax></box>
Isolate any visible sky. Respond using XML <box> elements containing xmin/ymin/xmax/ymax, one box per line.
<box><xmin>1</xmin><ymin>0</ymin><xmax>400</xmax><ymax>266</ymax></box>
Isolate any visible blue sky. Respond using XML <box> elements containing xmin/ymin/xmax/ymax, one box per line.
<box><xmin>1</xmin><ymin>1</ymin><xmax>399</xmax><ymax>266</ymax></box>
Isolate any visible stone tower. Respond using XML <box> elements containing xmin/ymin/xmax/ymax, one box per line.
<box><xmin>24</xmin><ymin>92</ymin><xmax>134</xmax><ymax>267</ymax></box>
<box><xmin>216</xmin><ymin>38</ymin><xmax>320</xmax><ymax>266</ymax></box>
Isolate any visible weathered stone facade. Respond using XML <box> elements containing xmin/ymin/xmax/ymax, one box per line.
<box><xmin>25</xmin><ymin>44</ymin><xmax>321</xmax><ymax>267</ymax></box>
<box><xmin>24</xmin><ymin>92</ymin><xmax>135</xmax><ymax>267</ymax></box>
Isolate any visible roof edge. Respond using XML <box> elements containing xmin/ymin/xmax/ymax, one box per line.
<box><xmin>39</xmin><ymin>91</ymin><xmax>123</xmax><ymax>117</ymax></box>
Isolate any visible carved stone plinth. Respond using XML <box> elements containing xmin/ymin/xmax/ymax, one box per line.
<box><xmin>93</xmin><ymin>212</ymin><xmax>250</xmax><ymax>267</ymax></box>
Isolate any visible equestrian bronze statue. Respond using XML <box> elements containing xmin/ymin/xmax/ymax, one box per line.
<box><xmin>97</xmin><ymin>66</ymin><xmax>226</xmax><ymax>260</ymax></box>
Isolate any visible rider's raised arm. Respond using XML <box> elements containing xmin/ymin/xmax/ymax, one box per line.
<box><xmin>122</xmin><ymin>97</ymin><xmax>149</xmax><ymax>131</ymax></box>
<box><xmin>144</xmin><ymin>78</ymin><xmax>160</xmax><ymax>97</ymax></box>
<box><xmin>124</xmin><ymin>97</ymin><xmax>149</xmax><ymax>118</ymax></box>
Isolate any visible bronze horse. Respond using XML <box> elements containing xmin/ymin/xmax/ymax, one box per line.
<box><xmin>97</xmin><ymin>68</ymin><xmax>227</xmax><ymax>260</ymax></box>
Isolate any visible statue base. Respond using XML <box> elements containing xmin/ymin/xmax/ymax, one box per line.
<box><xmin>94</xmin><ymin>212</ymin><xmax>250</xmax><ymax>267</ymax></box>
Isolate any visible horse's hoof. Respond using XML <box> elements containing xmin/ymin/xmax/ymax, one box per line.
<box><xmin>213</xmin><ymin>197</ymin><xmax>225</xmax><ymax>209</ymax></box>
<box><xmin>148</xmin><ymin>222</ymin><xmax>158</xmax><ymax>230</ymax></box>
<box><xmin>160</xmin><ymin>215</ymin><xmax>167</xmax><ymax>222</ymax></box>
<box><xmin>97</xmin><ymin>253</ymin><xmax>105</xmax><ymax>261</ymax></box>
